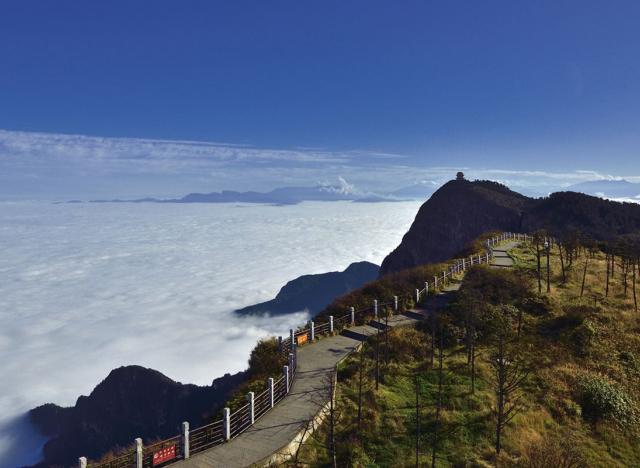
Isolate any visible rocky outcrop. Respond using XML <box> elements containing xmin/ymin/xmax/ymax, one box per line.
<box><xmin>380</xmin><ymin>177</ymin><xmax>640</xmax><ymax>275</ymax></box>
<box><xmin>380</xmin><ymin>179</ymin><xmax>531</xmax><ymax>275</ymax></box>
<box><xmin>29</xmin><ymin>366</ymin><xmax>246</xmax><ymax>467</ymax></box>
<box><xmin>236</xmin><ymin>261</ymin><xmax>379</xmax><ymax>317</ymax></box>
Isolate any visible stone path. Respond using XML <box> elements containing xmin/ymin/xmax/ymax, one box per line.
<box><xmin>176</xmin><ymin>242</ymin><xmax>518</xmax><ymax>467</ymax></box>
<box><xmin>491</xmin><ymin>241</ymin><xmax>518</xmax><ymax>268</ymax></box>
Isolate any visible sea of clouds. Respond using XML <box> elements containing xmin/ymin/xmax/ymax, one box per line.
<box><xmin>0</xmin><ymin>200</ymin><xmax>421</xmax><ymax>466</ymax></box>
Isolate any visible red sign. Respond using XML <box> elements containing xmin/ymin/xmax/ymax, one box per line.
<box><xmin>152</xmin><ymin>444</ymin><xmax>176</xmax><ymax>465</ymax></box>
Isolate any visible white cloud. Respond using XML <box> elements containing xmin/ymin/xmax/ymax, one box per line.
<box><xmin>0</xmin><ymin>200</ymin><xmax>421</xmax><ymax>466</ymax></box>
<box><xmin>2</xmin><ymin>128</ymin><xmax>640</xmax><ymax>200</ymax></box>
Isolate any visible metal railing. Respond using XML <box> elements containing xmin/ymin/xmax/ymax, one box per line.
<box><xmin>81</xmin><ymin>232</ymin><xmax>528</xmax><ymax>468</ymax></box>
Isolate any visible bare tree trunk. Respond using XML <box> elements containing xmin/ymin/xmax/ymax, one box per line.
<box><xmin>375</xmin><ymin>325</ymin><xmax>380</xmax><ymax>391</ymax></box>
<box><xmin>623</xmin><ymin>259</ymin><xmax>629</xmax><ymax>298</ymax></box>
<box><xmin>546</xmin><ymin>245</ymin><xmax>551</xmax><ymax>293</ymax></box>
<box><xmin>495</xmin><ymin>336</ymin><xmax>505</xmax><ymax>454</ymax></box>
<box><xmin>465</xmin><ymin>312</ymin><xmax>472</xmax><ymax>366</ymax></box>
<box><xmin>605</xmin><ymin>252</ymin><xmax>610</xmax><ymax>297</ymax></box>
<box><xmin>580</xmin><ymin>254</ymin><xmax>589</xmax><ymax>298</ymax></box>
<box><xmin>415</xmin><ymin>374</ymin><xmax>420</xmax><ymax>468</ymax></box>
<box><xmin>558</xmin><ymin>243</ymin><xmax>567</xmax><ymax>283</ymax></box>
<box><xmin>385</xmin><ymin>312</ymin><xmax>390</xmax><ymax>364</ymax></box>
<box><xmin>293</xmin><ymin>420</ymin><xmax>313</xmax><ymax>465</ymax></box>
<box><xmin>536</xmin><ymin>241</ymin><xmax>542</xmax><ymax>294</ymax></box>
<box><xmin>470</xmin><ymin>337</ymin><xmax>476</xmax><ymax>394</ymax></box>
<box><xmin>430</xmin><ymin>317</ymin><xmax>435</xmax><ymax>369</ymax></box>
<box><xmin>357</xmin><ymin>345</ymin><xmax>364</xmax><ymax>436</ymax></box>
<box><xmin>633</xmin><ymin>260</ymin><xmax>638</xmax><ymax>313</ymax></box>
<box><xmin>329</xmin><ymin>375</ymin><xmax>337</xmax><ymax>468</ymax></box>
<box><xmin>431</xmin><ymin>334</ymin><xmax>443</xmax><ymax>468</ymax></box>
<box><xmin>611</xmin><ymin>253</ymin><xmax>615</xmax><ymax>279</ymax></box>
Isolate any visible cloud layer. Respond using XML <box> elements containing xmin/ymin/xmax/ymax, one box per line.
<box><xmin>0</xmin><ymin>199</ymin><xmax>421</xmax><ymax>465</ymax></box>
<box><xmin>2</xmin><ymin>129</ymin><xmax>639</xmax><ymax>200</ymax></box>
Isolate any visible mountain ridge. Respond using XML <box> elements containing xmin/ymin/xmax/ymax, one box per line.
<box><xmin>380</xmin><ymin>177</ymin><xmax>640</xmax><ymax>275</ymax></box>
<box><xmin>28</xmin><ymin>366</ymin><xmax>247</xmax><ymax>467</ymax></box>
<box><xmin>235</xmin><ymin>261</ymin><xmax>379</xmax><ymax>316</ymax></box>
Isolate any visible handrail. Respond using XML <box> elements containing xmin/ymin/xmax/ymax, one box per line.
<box><xmin>83</xmin><ymin>232</ymin><xmax>528</xmax><ymax>468</ymax></box>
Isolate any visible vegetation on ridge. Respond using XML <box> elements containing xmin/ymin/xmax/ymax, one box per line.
<box><xmin>294</xmin><ymin>239</ymin><xmax>640</xmax><ymax>467</ymax></box>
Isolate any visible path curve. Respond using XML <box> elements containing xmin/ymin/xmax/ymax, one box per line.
<box><xmin>176</xmin><ymin>241</ymin><xmax>520</xmax><ymax>467</ymax></box>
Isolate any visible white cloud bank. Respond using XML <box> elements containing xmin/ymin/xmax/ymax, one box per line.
<box><xmin>0</xmin><ymin>199</ymin><xmax>421</xmax><ymax>465</ymax></box>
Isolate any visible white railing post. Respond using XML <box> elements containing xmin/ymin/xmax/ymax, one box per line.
<box><xmin>329</xmin><ymin>315</ymin><xmax>334</xmax><ymax>333</ymax></box>
<box><xmin>284</xmin><ymin>365</ymin><xmax>290</xmax><ymax>393</ymax></box>
<box><xmin>78</xmin><ymin>457</ymin><xmax>87</xmax><ymax>468</ymax></box>
<box><xmin>310</xmin><ymin>321</ymin><xmax>315</xmax><ymax>341</ymax></box>
<box><xmin>424</xmin><ymin>282</ymin><xmax>429</xmax><ymax>298</ymax></box>
<box><xmin>394</xmin><ymin>295</ymin><xmax>398</xmax><ymax>312</ymax></box>
<box><xmin>350</xmin><ymin>306</ymin><xmax>355</xmax><ymax>325</ymax></box>
<box><xmin>289</xmin><ymin>352</ymin><xmax>294</xmax><ymax>373</ymax></box>
<box><xmin>135</xmin><ymin>438</ymin><xmax>143</xmax><ymax>468</ymax></box>
<box><xmin>247</xmin><ymin>392</ymin><xmax>255</xmax><ymax>425</ymax></box>
<box><xmin>182</xmin><ymin>421</ymin><xmax>190</xmax><ymax>459</ymax></box>
<box><xmin>268</xmin><ymin>377</ymin><xmax>274</xmax><ymax>408</ymax></box>
<box><xmin>223</xmin><ymin>408</ymin><xmax>231</xmax><ymax>441</ymax></box>
<box><xmin>415</xmin><ymin>288</ymin><xmax>420</xmax><ymax>303</ymax></box>
<box><xmin>374</xmin><ymin>299</ymin><xmax>378</xmax><ymax>320</ymax></box>
<box><xmin>462</xmin><ymin>258</ymin><xmax>466</xmax><ymax>270</ymax></box>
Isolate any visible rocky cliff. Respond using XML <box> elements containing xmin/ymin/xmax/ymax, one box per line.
<box><xmin>29</xmin><ymin>366</ymin><xmax>246</xmax><ymax>467</ymax></box>
<box><xmin>380</xmin><ymin>178</ymin><xmax>640</xmax><ymax>275</ymax></box>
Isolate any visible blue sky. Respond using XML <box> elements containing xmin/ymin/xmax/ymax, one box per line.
<box><xmin>1</xmin><ymin>1</ymin><xmax>640</xmax><ymax>198</ymax></box>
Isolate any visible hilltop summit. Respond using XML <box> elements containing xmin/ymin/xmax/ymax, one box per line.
<box><xmin>380</xmin><ymin>176</ymin><xmax>640</xmax><ymax>275</ymax></box>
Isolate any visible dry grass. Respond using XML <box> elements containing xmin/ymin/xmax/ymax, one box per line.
<box><xmin>297</xmin><ymin>241</ymin><xmax>640</xmax><ymax>467</ymax></box>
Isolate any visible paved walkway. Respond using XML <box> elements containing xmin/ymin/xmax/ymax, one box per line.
<box><xmin>491</xmin><ymin>241</ymin><xmax>518</xmax><ymax>268</ymax></box>
<box><xmin>175</xmin><ymin>312</ymin><xmax>436</xmax><ymax>467</ymax></box>
<box><xmin>177</xmin><ymin>242</ymin><xmax>518</xmax><ymax>467</ymax></box>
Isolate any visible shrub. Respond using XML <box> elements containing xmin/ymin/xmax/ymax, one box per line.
<box><xmin>522</xmin><ymin>434</ymin><xmax>585</xmax><ymax>468</ymax></box>
<box><xmin>563</xmin><ymin>304</ymin><xmax>600</xmax><ymax>325</ymax></box>
<box><xmin>461</xmin><ymin>266</ymin><xmax>532</xmax><ymax>306</ymax></box>
<box><xmin>561</xmin><ymin>398</ymin><xmax>582</xmax><ymax>418</ymax></box>
<box><xmin>619</xmin><ymin>350</ymin><xmax>638</xmax><ymax>367</ymax></box>
<box><xmin>619</xmin><ymin>351</ymin><xmax>640</xmax><ymax>377</ymax></box>
<box><xmin>247</xmin><ymin>338</ymin><xmax>283</xmax><ymax>379</ymax></box>
<box><xmin>578</xmin><ymin>375</ymin><xmax>638</xmax><ymax>427</ymax></box>
<box><xmin>570</xmin><ymin>319</ymin><xmax>597</xmax><ymax>355</ymax></box>
<box><xmin>519</xmin><ymin>296</ymin><xmax>553</xmax><ymax>316</ymax></box>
